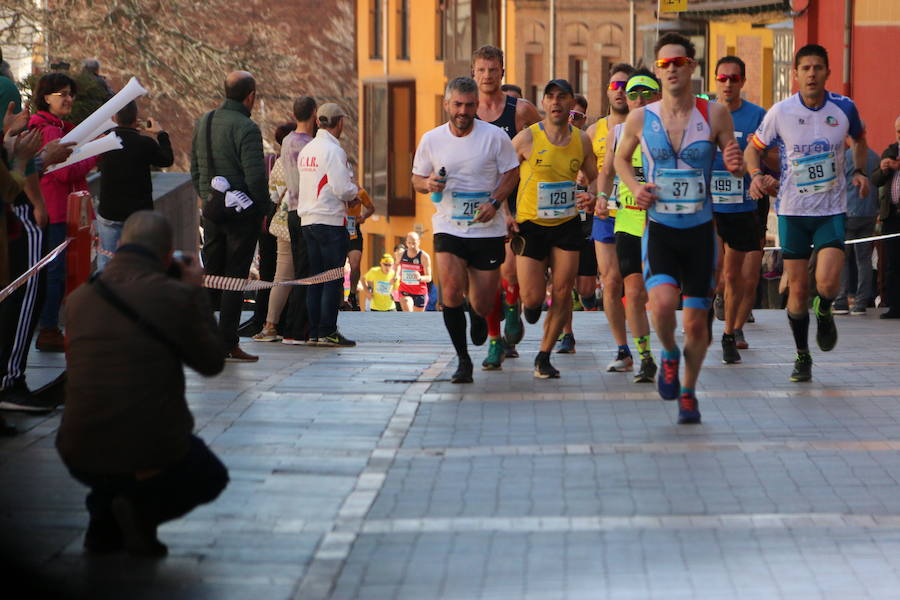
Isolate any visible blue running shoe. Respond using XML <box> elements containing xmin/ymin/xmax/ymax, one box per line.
<box><xmin>677</xmin><ymin>393</ymin><xmax>701</xmax><ymax>424</ymax></box>
<box><xmin>657</xmin><ymin>352</ymin><xmax>680</xmax><ymax>400</ymax></box>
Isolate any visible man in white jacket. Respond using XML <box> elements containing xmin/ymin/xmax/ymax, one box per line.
<box><xmin>297</xmin><ymin>103</ymin><xmax>358</xmax><ymax>346</ymax></box>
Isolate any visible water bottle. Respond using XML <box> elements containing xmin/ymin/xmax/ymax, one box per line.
<box><xmin>431</xmin><ymin>167</ymin><xmax>447</xmax><ymax>203</ymax></box>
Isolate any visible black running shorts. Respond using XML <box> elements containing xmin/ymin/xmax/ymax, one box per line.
<box><xmin>516</xmin><ymin>218</ymin><xmax>583</xmax><ymax>262</ymax></box>
<box><xmin>434</xmin><ymin>233</ymin><xmax>506</xmax><ymax>271</ymax></box>
<box><xmin>615</xmin><ymin>231</ymin><xmax>642</xmax><ymax>278</ymax></box>
<box><xmin>714</xmin><ymin>210</ymin><xmax>760</xmax><ymax>253</ymax></box>
<box><xmin>643</xmin><ymin>220</ymin><xmax>716</xmax><ymax>309</ymax></box>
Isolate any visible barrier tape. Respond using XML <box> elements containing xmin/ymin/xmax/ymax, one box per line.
<box><xmin>203</xmin><ymin>268</ymin><xmax>345</xmax><ymax>291</ymax></box>
<box><xmin>763</xmin><ymin>231</ymin><xmax>900</xmax><ymax>252</ymax></box>
<box><xmin>0</xmin><ymin>239</ymin><xmax>71</xmax><ymax>304</ymax></box>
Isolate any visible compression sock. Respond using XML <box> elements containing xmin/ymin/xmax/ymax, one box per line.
<box><xmin>486</xmin><ymin>288</ymin><xmax>502</xmax><ymax>338</ymax></box>
<box><xmin>443</xmin><ymin>304</ymin><xmax>469</xmax><ymax>359</ymax></box>
<box><xmin>787</xmin><ymin>311</ymin><xmax>810</xmax><ymax>352</ymax></box>
<box><xmin>618</xmin><ymin>344</ymin><xmax>632</xmax><ymax>357</ymax></box>
<box><xmin>815</xmin><ymin>295</ymin><xmax>834</xmax><ymax>317</ymax></box>
<box><xmin>634</xmin><ymin>335</ymin><xmax>653</xmax><ymax>359</ymax></box>
<box><xmin>680</xmin><ymin>386</ymin><xmax>696</xmax><ymax>398</ymax></box>
<box><xmin>523</xmin><ymin>306</ymin><xmax>542</xmax><ymax>324</ymax></box>
<box><xmin>661</xmin><ymin>346</ymin><xmax>680</xmax><ymax>361</ymax></box>
<box><xmin>502</xmin><ymin>279</ymin><xmax>519</xmax><ymax>306</ymax></box>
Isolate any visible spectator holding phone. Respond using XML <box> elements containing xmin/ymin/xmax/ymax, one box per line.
<box><xmin>96</xmin><ymin>100</ymin><xmax>174</xmax><ymax>271</ymax></box>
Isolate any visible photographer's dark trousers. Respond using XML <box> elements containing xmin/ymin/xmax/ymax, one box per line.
<box><xmin>68</xmin><ymin>436</ymin><xmax>228</xmax><ymax>531</ymax></box>
<box><xmin>201</xmin><ymin>215</ymin><xmax>262</xmax><ymax>350</ymax></box>
<box><xmin>0</xmin><ymin>202</ymin><xmax>45</xmax><ymax>392</ymax></box>
<box><xmin>302</xmin><ymin>224</ymin><xmax>348</xmax><ymax>339</ymax></box>
<box><xmin>283</xmin><ymin>212</ymin><xmax>309</xmax><ymax>339</ymax></box>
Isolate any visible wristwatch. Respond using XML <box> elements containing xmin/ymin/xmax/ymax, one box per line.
<box><xmin>490</xmin><ymin>198</ymin><xmax>502</xmax><ymax>210</ymax></box>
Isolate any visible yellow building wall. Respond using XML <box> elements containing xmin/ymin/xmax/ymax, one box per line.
<box><xmin>707</xmin><ymin>21</ymin><xmax>775</xmax><ymax>109</ymax></box>
<box><xmin>356</xmin><ymin>0</ymin><xmax>448</xmax><ymax>275</ymax></box>
<box><xmin>855</xmin><ymin>0</ymin><xmax>900</xmax><ymax>24</ymax></box>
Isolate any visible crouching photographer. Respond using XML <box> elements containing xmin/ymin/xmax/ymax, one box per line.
<box><xmin>56</xmin><ymin>210</ymin><xmax>229</xmax><ymax>557</ymax></box>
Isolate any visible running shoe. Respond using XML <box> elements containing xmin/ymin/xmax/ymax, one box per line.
<box><xmin>555</xmin><ymin>333</ymin><xmax>576</xmax><ymax>354</ymax></box>
<box><xmin>534</xmin><ymin>352</ymin><xmax>560</xmax><ymax>379</ymax></box>
<box><xmin>714</xmin><ymin>294</ymin><xmax>725</xmax><ymax>321</ymax></box>
<box><xmin>503</xmin><ymin>342</ymin><xmax>519</xmax><ymax>359</ymax></box>
<box><xmin>482</xmin><ymin>339</ymin><xmax>504</xmax><ymax>371</ymax></box>
<box><xmin>813</xmin><ymin>296</ymin><xmax>837</xmax><ymax>352</ymax></box>
<box><xmin>503</xmin><ymin>301</ymin><xmax>524</xmax><ymax>344</ymax></box>
<box><xmin>658</xmin><ymin>352</ymin><xmax>681</xmax><ymax>400</ymax></box>
<box><xmin>633</xmin><ymin>356</ymin><xmax>657</xmax><ymax>383</ymax></box>
<box><xmin>850</xmin><ymin>306</ymin><xmax>866</xmax><ymax>316</ymax></box>
<box><xmin>320</xmin><ymin>331</ymin><xmax>357</xmax><ymax>347</ymax></box>
<box><xmin>721</xmin><ymin>333</ymin><xmax>741</xmax><ymax>364</ymax></box>
<box><xmin>734</xmin><ymin>329</ymin><xmax>748</xmax><ymax>350</ymax></box>
<box><xmin>746</xmin><ymin>311</ymin><xmax>755</xmax><ymax>324</ymax></box>
<box><xmin>469</xmin><ymin>308</ymin><xmax>488</xmax><ymax>346</ymax></box>
<box><xmin>451</xmin><ymin>357</ymin><xmax>474</xmax><ymax>383</ymax></box>
<box><xmin>606</xmin><ymin>349</ymin><xmax>634</xmax><ymax>372</ymax></box>
<box><xmin>281</xmin><ymin>337</ymin><xmax>306</xmax><ymax>345</ymax></box>
<box><xmin>832</xmin><ymin>303</ymin><xmax>849</xmax><ymax>315</ymax></box>
<box><xmin>677</xmin><ymin>393</ymin><xmax>702</xmax><ymax>425</ymax></box>
<box><xmin>790</xmin><ymin>352</ymin><xmax>813</xmax><ymax>382</ymax></box>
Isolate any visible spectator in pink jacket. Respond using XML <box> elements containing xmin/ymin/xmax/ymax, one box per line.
<box><xmin>28</xmin><ymin>73</ymin><xmax>98</xmax><ymax>352</ymax></box>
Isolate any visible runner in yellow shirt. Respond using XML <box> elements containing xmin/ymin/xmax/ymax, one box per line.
<box><xmin>363</xmin><ymin>254</ymin><xmax>399</xmax><ymax>312</ymax></box>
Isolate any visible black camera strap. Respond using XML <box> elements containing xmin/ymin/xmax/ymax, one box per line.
<box><xmin>89</xmin><ymin>274</ymin><xmax>182</xmax><ymax>360</ymax></box>
<box><xmin>205</xmin><ymin>110</ymin><xmax>217</xmax><ymax>177</ymax></box>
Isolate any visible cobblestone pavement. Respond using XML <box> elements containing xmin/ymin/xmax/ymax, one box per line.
<box><xmin>3</xmin><ymin>310</ymin><xmax>900</xmax><ymax>599</ymax></box>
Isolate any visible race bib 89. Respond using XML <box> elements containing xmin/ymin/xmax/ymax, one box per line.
<box><xmin>792</xmin><ymin>152</ymin><xmax>836</xmax><ymax>195</ymax></box>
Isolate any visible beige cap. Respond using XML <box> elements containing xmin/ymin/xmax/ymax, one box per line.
<box><xmin>317</xmin><ymin>103</ymin><xmax>346</xmax><ymax>123</ymax></box>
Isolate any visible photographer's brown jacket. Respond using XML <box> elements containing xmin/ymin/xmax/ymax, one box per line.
<box><xmin>56</xmin><ymin>246</ymin><xmax>224</xmax><ymax>473</ymax></box>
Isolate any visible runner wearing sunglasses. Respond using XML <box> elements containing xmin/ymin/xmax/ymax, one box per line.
<box><xmin>585</xmin><ymin>62</ymin><xmax>636</xmax><ymax>372</ymax></box>
<box><xmin>710</xmin><ymin>56</ymin><xmax>767</xmax><ymax>364</ymax></box>
<box><xmin>555</xmin><ymin>94</ymin><xmax>599</xmax><ymax>354</ymax></box>
<box><xmin>472</xmin><ymin>45</ymin><xmax>542</xmax><ymax>370</ymax></box>
<box><xmin>510</xmin><ymin>78</ymin><xmax>598</xmax><ymax>378</ymax></box>
<box><xmin>595</xmin><ymin>69</ymin><xmax>661</xmax><ymax>384</ymax></box>
<box><xmin>614</xmin><ymin>33</ymin><xmax>744</xmax><ymax>424</ymax></box>
<box><xmin>745</xmin><ymin>44</ymin><xmax>870</xmax><ymax>383</ymax></box>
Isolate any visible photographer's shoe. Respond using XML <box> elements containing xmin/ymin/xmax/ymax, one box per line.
<box><xmin>36</xmin><ymin>327</ymin><xmax>64</xmax><ymax>352</ymax></box>
<box><xmin>225</xmin><ymin>345</ymin><xmax>259</xmax><ymax>362</ymax></box>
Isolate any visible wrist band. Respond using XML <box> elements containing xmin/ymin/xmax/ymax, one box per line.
<box><xmin>597</xmin><ymin>192</ymin><xmax>609</xmax><ymax>200</ymax></box>
<box><xmin>750</xmin><ymin>168</ymin><xmax>763</xmax><ymax>177</ymax></box>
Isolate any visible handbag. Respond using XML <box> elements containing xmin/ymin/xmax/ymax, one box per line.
<box><xmin>268</xmin><ymin>195</ymin><xmax>291</xmax><ymax>241</ymax></box>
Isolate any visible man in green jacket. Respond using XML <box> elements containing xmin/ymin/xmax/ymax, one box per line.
<box><xmin>191</xmin><ymin>71</ymin><xmax>267</xmax><ymax>361</ymax></box>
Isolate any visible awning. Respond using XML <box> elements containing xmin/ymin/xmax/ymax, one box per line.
<box><xmin>679</xmin><ymin>0</ymin><xmax>791</xmax><ymax>18</ymax></box>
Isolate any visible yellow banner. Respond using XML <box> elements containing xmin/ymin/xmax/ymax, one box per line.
<box><xmin>659</xmin><ymin>0</ymin><xmax>687</xmax><ymax>12</ymax></box>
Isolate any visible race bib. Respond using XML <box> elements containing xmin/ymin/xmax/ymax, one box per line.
<box><xmin>537</xmin><ymin>181</ymin><xmax>577</xmax><ymax>220</ymax></box>
<box><xmin>346</xmin><ymin>215</ymin><xmax>357</xmax><ymax>239</ymax></box>
<box><xmin>375</xmin><ymin>280</ymin><xmax>391</xmax><ymax>295</ymax></box>
<box><xmin>401</xmin><ymin>269</ymin><xmax>419</xmax><ymax>285</ymax></box>
<box><xmin>655</xmin><ymin>168</ymin><xmax>705</xmax><ymax>214</ymax></box>
<box><xmin>611</xmin><ymin>177</ymin><xmax>621</xmax><ymax>210</ymax></box>
<box><xmin>451</xmin><ymin>191</ymin><xmax>490</xmax><ymax>227</ymax></box>
<box><xmin>792</xmin><ymin>151</ymin><xmax>836</xmax><ymax>195</ymax></box>
<box><xmin>711</xmin><ymin>170</ymin><xmax>744</xmax><ymax>205</ymax></box>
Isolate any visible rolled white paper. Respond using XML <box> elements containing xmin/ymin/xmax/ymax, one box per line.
<box><xmin>44</xmin><ymin>133</ymin><xmax>123</xmax><ymax>174</ymax></box>
<box><xmin>81</xmin><ymin>118</ymin><xmax>117</xmax><ymax>145</ymax></box>
<box><xmin>60</xmin><ymin>76</ymin><xmax>148</xmax><ymax>147</ymax></box>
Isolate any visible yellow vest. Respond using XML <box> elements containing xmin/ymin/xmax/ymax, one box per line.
<box><xmin>516</xmin><ymin>123</ymin><xmax>584</xmax><ymax>226</ymax></box>
<box><xmin>592</xmin><ymin>117</ymin><xmax>617</xmax><ymax>218</ymax></box>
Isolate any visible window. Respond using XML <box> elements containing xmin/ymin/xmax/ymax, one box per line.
<box><xmin>363</xmin><ymin>79</ymin><xmax>417</xmax><ymax>217</ymax></box>
<box><xmin>397</xmin><ymin>0</ymin><xmax>410</xmax><ymax>60</ymax></box>
<box><xmin>569</xmin><ymin>56</ymin><xmax>587</xmax><ymax>94</ymax></box>
<box><xmin>435</xmin><ymin>94</ymin><xmax>445</xmax><ymax>126</ymax></box>
<box><xmin>369</xmin><ymin>0</ymin><xmax>383</xmax><ymax>59</ymax></box>
<box><xmin>435</xmin><ymin>1</ymin><xmax>446</xmax><ymax>60</ymax></box>
<box><xmin>525</xmin><ymin>51</ymin><xmax>543</xmax><ymax>104</ymax></box>
<box><xmin>369</xmin><ymin>233</ymin><xmax>386</xmax><ymax>270</ymax></box>
<box><xmin>443</xmin><ymin>0</ymin><xmax>499</xmax><ymax>78</ymax></box>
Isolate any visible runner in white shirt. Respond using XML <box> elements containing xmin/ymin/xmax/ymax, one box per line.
<box><xmin>745</xmin><ymin>43</ymin><xmax>869</xmax><ymax>383</ymax></box>
<box><xmin>412</xmin><ymin>77</ymin><xmax>519</xmax><ymax>383</ymax></box>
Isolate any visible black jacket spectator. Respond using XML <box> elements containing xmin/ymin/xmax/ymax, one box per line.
<box><xmin>97</xmin><ymin>127</ymin><xmax>174</xmax><ymax>222</ymax></box>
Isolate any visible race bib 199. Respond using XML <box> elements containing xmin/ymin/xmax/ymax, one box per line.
<box><xmin>792</xmin><ymin>151</ymin><xmax>836</xmax><ymax>195</ymax></box>
<box><xmin>711</xmin><ymin>170</ymin><xmax>744</xmax><ymax>205</ymax></box>
<box><xmin>451</xmin><ymin>191</ymin><xmax>490</xmax><ymax>227</ymax></box>
<box><xmin>537</xmin><ymin>181</ymin><xmax>577</xmax><ymax>220</ymax></box>
<box><xmin>655</xmin><ymin>168</ymin><xmax>705</xmax><ymax>214</ymax></box>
